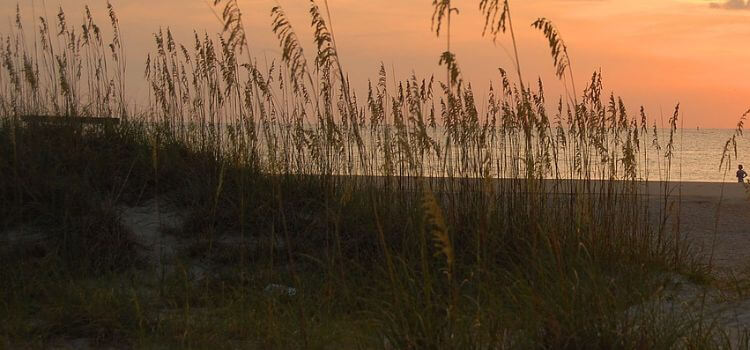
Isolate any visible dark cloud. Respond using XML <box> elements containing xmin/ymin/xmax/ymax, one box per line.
<box><xmin>709</xmin><ymin>0</ymin><xmax>750</xmax><ymax>10</ymax></box>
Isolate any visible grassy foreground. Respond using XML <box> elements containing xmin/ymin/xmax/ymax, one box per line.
<box><xmin>0</xmin><ymin>0</ymin><xmax>740</xmax><ymax>348</ymax></box>
<box><xmin>0</xmin><ymin>118</ymin><xmax>719</xmax><ymax>349</ymax></box>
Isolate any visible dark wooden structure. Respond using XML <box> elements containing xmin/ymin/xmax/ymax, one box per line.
<box><xmin>20</xmin><ymin>115</ymin><xmax>120</xmax><ymax>126</ymax></box>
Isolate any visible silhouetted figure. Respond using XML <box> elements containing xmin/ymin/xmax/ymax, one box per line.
<box><xmin>737</xmin><ymin>164</ymin><xmax>747</xmax><ymax>183</ymax></box>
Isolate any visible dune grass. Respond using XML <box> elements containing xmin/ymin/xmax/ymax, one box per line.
<box><xmin>0</xmin><ymin>1</ymin><xmax>737</xmax><ymax>348</ymax></box>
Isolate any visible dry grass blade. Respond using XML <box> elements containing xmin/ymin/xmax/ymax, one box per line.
<box><xmin>271</xmin><ymin>6</ymin><xmax>312</xmax><ymax>98</ymax></box>
<box><xmin>720</xmin><ymin>108</ymin><xmax>749</xmax><ymax>170</ymax></box>
<box><xmin>532</xmin><ymin>17</ymin><xmax>577</xmax><ymax>104</ymax></box>
<box><xmin>432</xmin><ymin>0</ymin><xmax>459</xmax><ymax>38</ymax></box>
<box><xmin>531</xmin><ymin>18</ymin><xmax>570</xmax><ymax>81</ymax></box>
<box><xmin>212</xmin><ymin>0</ymin><xmax>247</xmax><ymax>53</ymax></box>
<box><xmin>479</xmin><ymin>0</ymin><xmax>510</xmax><ymax>40</ymax></box>
<box><xmin>422</xmin><ymin>187</ymin><xmax>453</xmax><ymax>281</ymax></box>
<box><xmin>309</xmin><ymin>0</ymin><xmax>338</xmax><ymax>72</ymax></box>
<box><xmin>439</xmin><ymin>51</ymin><xmax>462</xmax><ymax>88</ymax></box>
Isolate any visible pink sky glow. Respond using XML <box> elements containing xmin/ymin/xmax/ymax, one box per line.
<box><xmin>2</xmin><ymin>0</ymin><xmax>749</xmax><ymax>128</ymax></box>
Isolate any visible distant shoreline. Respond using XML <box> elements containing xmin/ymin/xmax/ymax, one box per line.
<box><xmin>302</xmin><ymin>174</ymin><xmax>748</xmax><ymax>201</ymax></box>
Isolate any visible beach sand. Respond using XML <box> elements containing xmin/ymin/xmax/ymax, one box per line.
<box><xmin>660</xmin><ymin>181</ymin><xmax>750</xmax><ymax>272</ymax></box>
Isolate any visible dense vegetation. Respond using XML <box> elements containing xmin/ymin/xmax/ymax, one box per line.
<box><xmin>0</xmin><ymin>0</ymin><xmax>737</xmax><ymax>348</ymax></box>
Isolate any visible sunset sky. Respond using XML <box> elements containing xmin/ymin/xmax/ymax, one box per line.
<box><xmin>2</xmin><ymin>0</ymin><xmax>749</xmax><ymax>128</ymax></box>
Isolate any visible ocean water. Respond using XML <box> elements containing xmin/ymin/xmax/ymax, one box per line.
<box><xmin>250</xmin><ymin>126</ymin><xmax>747</xmax><ymax>183</ymax></box>
<box><xmin>397</xmin><ymin>128</ymin><xmax>749</xmax><ymax>182</ymax></box>
<box><xmin>656</xmin><ymin>128</ymin><xmax>749</xmax><ymax>182</ymax></box>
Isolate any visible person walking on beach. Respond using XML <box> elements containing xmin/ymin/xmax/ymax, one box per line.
<box><xmin>738</xmin><ymin>164</ymin><xmax>747</xmax><ymax>183</ymax></box>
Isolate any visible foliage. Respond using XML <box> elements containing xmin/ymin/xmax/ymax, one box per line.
<box><xmin>0</xmin><ymin>1</ymin><xmax>733</xmax><ymax>348</ymax></box>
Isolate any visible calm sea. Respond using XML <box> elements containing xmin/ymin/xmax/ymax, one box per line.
<box><xmin>657</xmin><ymin>128</ymin><xmax>749</xmax><ymax>182</ymax></box>
<box><xmin>251</xmin><ymin>126</ymin><xmax>748</xmax><ymax>182</ymax></box>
